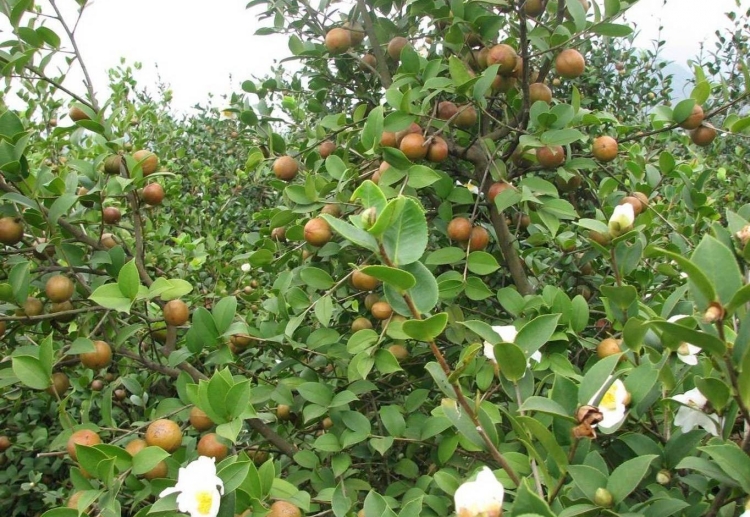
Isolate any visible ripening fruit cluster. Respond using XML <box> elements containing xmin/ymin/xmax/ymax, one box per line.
<box><xmin>447</xmin><ymin>217</ymin><xmax>490</xmax><ymax>251</ymax></box>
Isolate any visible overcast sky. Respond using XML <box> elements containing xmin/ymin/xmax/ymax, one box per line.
<box><xmin>23</xmin><ymin>0</ymin><xmax>743</xmax><ymax>112</ymax></box>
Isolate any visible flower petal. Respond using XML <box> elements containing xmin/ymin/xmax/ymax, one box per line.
<box><xmin>491</xmin><ymin>325</ymin><xmax>517</xmax><ymax>343</ymax></box>
<box><xmin>483</xmin><ymin>341</ymin><xmax>496</xmax><ymax>363</ymax></box>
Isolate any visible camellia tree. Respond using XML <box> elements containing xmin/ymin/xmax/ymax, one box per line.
<box><xmin>2</xmin><ymin>0</ymin><xmax>750</xmax><ymax>517</ymax></box>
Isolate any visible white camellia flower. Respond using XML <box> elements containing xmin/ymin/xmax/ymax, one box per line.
<box><xmin>454</xmin><ymin>466</ymin><xmax>504</xmax><ymax>517</ymax></box>
<box><xmin>240</xmin><ymin>263</ymin><xmax>251</xmax><ymax>273</ymax></box>
<box><xmin>676</xmin><ymin>342</ymin><xmax>701</xmax><ymax>365</ymax></box>
<box><xmin>608</xmin><ymin>203</ymin><xmax>635</xmax><ymax>237</ymax></box>
<box><xmin>668</xmin><ymin>315</ymin><xmax>701</xmax><ymax>366</ymax></box>
<box><xmin>672</xmin><ymin>387</ymin><xmax>723</xmax><ymax>437</ymax></box>
<box><xmin>159</xmin><ymin>456</ymin><xmax>224</xmax><ymax>517</ymax></box>
<box><xmin>588</xmin><ymin>377</ymin><xmax>628</xmax><ymax>430</ymax></box>
<box><xmin>483</xmin><ymin>325</ymin><xmax>541</xmax><ymax>368</ymax></box>
<box><xmin>455</xmin><ymin>180</ymin><xmax>482</xmax><ymax>196</ymax></box>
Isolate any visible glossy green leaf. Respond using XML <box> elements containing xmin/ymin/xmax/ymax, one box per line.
<box><xmin>117</xmin><ymin>259</ymin><xmax>140</xmax><ymax>301</ymax></box>
<box><xmin>89</xmin><ymin>283</ymin><xmax>132</xmax><ymax>314</ymax></box>
<box><xmin>381</xmin><ymin>198</ymin><xmax>428</xmax><ymax>266</ymax></box>
<box><xmin>360</xmin><ymin>265</ymin><xmax>416</xmax><ymax>290</ymax></box>
<box><xmin>299</xmin><ymin>267</ymin><xmax>335</xmax><ymax>290</ymax></box>
<box><xmin>384</xmin><ymin>261</ymin><xmax>438</xmax><ymax>316</ymax></box>
<box><xmin>649</xmin><ymin>321</ymin><xmax>726</xmax><ymax>356</ymax></box>
<box><xmin>606</xmin><ymin>455</ymin><xmax>658</xmax><ymax>502</ymax></box>
<box><xmin>320</xmin><ymin>214</ymin><xmax>379</xmax><ymax>252</ymax></box>
<box><xmin>492</xmin><ymin>342</ymin><xmax>527</xmax><ymax>382</ymax></box>
<box><xmin>467</xmin><ymin>251</ymin><xmax>500</xmax><ymax>275</ymax></box>
<box><xmin>402</xmin><ymin>313</ymin><xmax>448</xmax><ymax>341</ymax></box>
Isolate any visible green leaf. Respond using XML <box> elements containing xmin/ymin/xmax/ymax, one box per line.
<box><xmin>700</xmin><ymin>444</ymin><xmax>750</xmax><ymax>492</ymax></box>
<box><xmin>325</xmin><ymin>155</ymin><xmax>347</xmax><ymax>180</ymax></box>
<box><xmin>578</xmin><ymin>354</ymin><xmax>622</xmax><ymax>405</ymax></box>
<box><xmin>691</xmin><ymin>81</ymin><xmax>711</xmax><ymax>104</ymax></box>
<box><xmin>9</xmin><ymin>260</ymin><xmax>30</xmax><ymax>305</ymax></box>
<box><xmin>519</xmin><ymin>396</ymin><xmax>575</xmax><ymax>420</ymax></box>
<box><xmin>672</xmin><ymin>98</ymin><xmax>696</xmax><ymax>124</ymax></box>
<box><xmin>473</xmin><ymin>64</ymin><xmax>501</xmax><ymax>101</ymax></box>
<box><xmin>360</xmin><ymin>265</ymin><xmax>416</xmax><ymax>291</ymax></box>
<box><xmin>515</xmin><ymin>314</ymin><xmax>561</xmax><ymax>357</ymax></box>
<box><xmin>467</xmin><ymin>251</ymin><xmax>499</xmax><ymax>275</ymax></box>
<box><xmin>513</xmin><ymin>479</ymin><xmax>556</xmax><ymax>517</ymax></box>
<box><xmin>332</xmin><ymin>482</ymin><xmax>353</xmax><ymax>517</ymax></box>
<box><xmin>381</xmin><ymin>198</ymin><xmax>429</xmax><ymax>266</ymax></box>
<box><xmin>725</xmin><ymin>284</ymin><xmax>750</xmax><ymax>316</ymax></box>
<box><xmin>117</xmin><ymin>260</ymin><xmax>140</xmax><ymax>301</ymax></box>
<box><xmin>493</xmin><ymin>343</ymin><xmax>527</xmax><ymax>381</ymax></box>
<box><xmin>690</xmin><ymin>235</ymin><xmax>743</xmax><ymax>306</ymax></box>
<box><xmin>297</xmin><ymin>382</ymin><xmax>333</xmax><ymax>407</ymax></box>
<box><xmin>36</xmin><ymin>26</ymin><xmax>61</xmax><ymax>47</ymax></box>
<box><xmin>218</xmin><ymin>460</ymin><xmax>251</xmax><ymax>494</ymax></box>
<box><xmin>695</xmin><ymin>377</ymin><xmax>731</xmax><ymax>412</ymax></box>
<box><xmin>379</xmin><ymin>405</ymin><xmax>406</xmax><ymax>436</ymax></box>
<box><xmin>299</xmin><ymin>267</ymin><xmax>335</xmax><ymax>290</ymax></box>
<box><xmin>402</xmin><ymin>313</ymin><xmax>448</xmax><ymax>341</ymax></box>
<box><xmin>650</xmin><ymin>247</ymin><xmax>715</xmax><ymax>310</ymax></box>
<box><xmin>382</xmin><ymin>147</ymin><xmax>413</xmax><ymax>170</ymax></box>
<box><xmin>540</xmin><ymin>128</ymin><xmax>585</xmax><ymax>146</ymax></box>
<box><xmin>383</xmin><ymin>112</ymin><xmax>415</xmax><ymax>132</ymax></box>
<box><xmin>48</xmin><ymin>193</ymin><xmax>78</xmax><ymax>225</ymax></box>
<box><xmin>148</xmin><ymin>277</ymin><xmax>194</xmax><ymax>301</ymax></box>
<box><xmin>591</xmin><ymin>23</ymin><xmax>633</xmax><ymax>37</ymax></box>
<box><xmin>425</xmin><ymin>362</ymin><xmax>457</xmax><ymax>398</ymax></box>
<box><xmin>604</xmin><ymin>0</ymin><xmax>621</xmax><ymax>17</ymax></box>
<box><xmin>314</xmin><ymin>295</ymin><xmax>333</xmax><ymax>327</ymax></box>
<box><xmin>0</xmin><ymin>110</ymin><xmax>25</xmax><ymax>138</ymax></box>
<box><xmin>320</xmin><ymin>214</ymin><xmax>379</xmax><ymax>252</ymax></box>
<box><xmin>89</xmin><ymin>283</ymin><xmax>132</xmax><ymax>314</ymax></box>
<box><xmin>407</xmin><ymin>165</ymin><xmax>442</xmax><ymax>189</ymax></box>
<box><xmin>384</xmin><ymin>261</ymin><xmax>438</xmax><ymax>316</ymax></box>
<box><xmin>213</xmin><ymin>297</ymin><xmax>237</xmax><ymax>335</ymax></box>
<box><xmin>132</xmin><ymin>446</ymin><xmax>169</xmax><ymax>475</ymax></box>
<box><xmin>425</xmin><ymin>247</ymin><xmax>465</xmax><ymax>265</ymax></box>
<box><xmin>441</xmin><ymin>398</ymin><xmax>484</xmax><ymax>448</ymax></box>
<box><xmin>600</xmin><ymin>285</ymin><xmax>637</xmax><ymax>310</ymax></box>
<box><xmin>12</xmin><ymin>355</ymin><xmax>50</xmax><ymax>389</ymax></box>
<box><xmin>460</xmin><ymin>320</ymin><xmax>506</xmax><ymax>344</ymax></box>
<box><xmin>448</xmin><ymin>56</ymin><xmax>473</xmax><ymax>88</ymax></box>
<box><xmin>606</xmin><ymin>455</ymin><xmax>658</xmax><ymax>502</ymax></box>
<box><xmin>649</xmin><ymin>321</ymin><xmax>726</xmax><ymax>356</ymax></box>
<box><xmin>568</xmin><ymin>465</ymin><xmax>608</xmax><ymax>503</ymax></box>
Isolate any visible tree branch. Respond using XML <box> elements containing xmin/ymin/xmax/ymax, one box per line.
<box><xmin>48</xmin><ymin>0</ymin><xmax>99</xmax><ymax>110</ymax></box>
<box><xmin>355</xmin><ymin>0</ymin><xmax>392</xmax><ymax>88</ymax></box>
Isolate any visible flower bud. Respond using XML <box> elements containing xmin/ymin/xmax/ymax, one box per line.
<box><xmin>656</xmin><ymin>469</ymin><xmax>671</xmax><ymax>485</ymax></box>
<box><xmin>736</xmin><ymin>224</ymin><xmax>750</xmax><ymax>246</ymax></box>
<box><xmin>594</xmin><ymin>487</ymin><xmax>614</xmax><ymax>507</ymax></box>
<box><xmin>703</xmin><ymin>303</ymin><xmax>724</xmax><ymax>324</ymax></box>
<box><xmin>361</xmin><ymin>207</ymin><xmax>378</xmax><ymax>229</ymax></box>
<box><xmin>608</xmin><ymin>204</ymin><xmax>634</xmax><ymax>237</ymax></box>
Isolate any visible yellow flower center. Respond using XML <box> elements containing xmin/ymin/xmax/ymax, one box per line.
<box><xmin>600</xmin><ymin>386</ymin><xmax>618</xmax><ymax>410</ymax></box>
<box><xmin>195</xmin><ymin>490</ymin><xmax>214</xmax><ymax>515</ymax></box>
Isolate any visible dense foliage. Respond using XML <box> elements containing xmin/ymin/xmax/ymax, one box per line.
<box><xmin>1</xmin><ymin>1</ymin><xmax>750</xmax><ymax>517</ymax></box>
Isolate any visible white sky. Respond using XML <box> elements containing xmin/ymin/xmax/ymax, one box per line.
<box><xmin>10</xmin><ymin>0</ymin><xmax>742</xmax><ymax>112</ymax></box>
